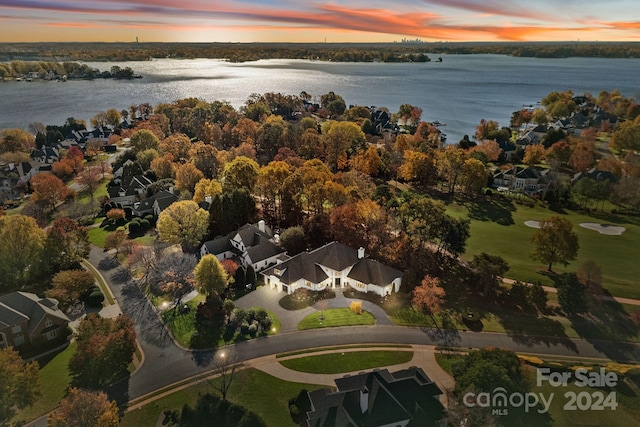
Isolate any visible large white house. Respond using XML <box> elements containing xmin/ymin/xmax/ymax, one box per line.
<box><xmin>261</xmin><ymin>241</ymin><xmax>402</xmax><ymax>297</ymax></box>
<box><xmin>200</xmin><ymin>220</ymin><xmax>285</xmax><ymax>272</ymax></box>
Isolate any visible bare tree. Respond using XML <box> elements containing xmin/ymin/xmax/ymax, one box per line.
<box><xmin>208</xmin><ymin>349</ymin><xmax>243</xmax><ymax>401</ymax></box>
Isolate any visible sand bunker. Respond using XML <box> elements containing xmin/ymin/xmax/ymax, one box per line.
<box><xmin>579</xmin><ymin>223</ymin><xmax>626</xmax><ymax>235</ymax></box>
<box><xmin>524</xmin><ymin>220</ymin><xmax>541</xmax><ymax>228</ymax></box>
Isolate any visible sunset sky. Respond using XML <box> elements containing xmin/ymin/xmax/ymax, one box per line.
<box><xmin>1</xmin><ymin>0</ymin><xmax>639</xmax><ymax>43</ymax></box>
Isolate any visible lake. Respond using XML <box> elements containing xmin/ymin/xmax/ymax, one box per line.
<box><xmin>1</xmin><ymin>55</ymin><xmax>639</xmax><ymax>143</ymax></box>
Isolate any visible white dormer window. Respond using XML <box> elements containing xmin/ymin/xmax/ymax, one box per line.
<box><xmin>274</xmin><ymin>268</ymin><xmax>282</xmax><ymax>276</ymax></box>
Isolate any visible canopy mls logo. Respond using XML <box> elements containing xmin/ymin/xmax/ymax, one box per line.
<box><xmin>463</xmin><ymin>367</ymin><xmax>618</xmax><ymax>416</ymax></box>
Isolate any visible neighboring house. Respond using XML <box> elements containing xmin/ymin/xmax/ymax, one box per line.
<box><xmin>107</xmin><ymin>174</ymin><xmax>155</xmax><ymax>207</ymax></box>
<box><xmin>133</xmin><ymin>189</ymin><xmax>178</xmax><ymax>217</ymax></box>
<box><xmin>0</xmin><ymin>292</ymin><xmax>70</xmax><ymax>349</ymax></box>
<box><xmin>0</xmin><ymin>161</ymin><xmax>41</xmax><ymax>201</ymax></box>
<box><xmin>31</xmin><ymin>146</ymin><xmax>60</xmax><ymax>164</ymax></box>
<box><xmin>262</xmin><ymin>241</ymin><xmax>402</xmax><ymax>296</ymax></box>
<box><xmin>572</xmin><ymin>167</ymin><xmax>618</xmax><ymax>184</ymax></box>
<box><xmin>200</xmin><ymin>220</ymin><xmax>285</xmax><ymax>272</ymax></box>
<box><xmin>305</xmin><ymin>367</ymin><xmax>446</xmax><ymax>427</ymax></box>
<box><xmin>493</xmin><ymin>166</ymin><xmax>551</xmax><ymax>194</ymax></box>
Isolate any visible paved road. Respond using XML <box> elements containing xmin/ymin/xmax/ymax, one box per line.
<box><xmin>85</xmin><ymin>246</ymin><xmax>640</xmax><ymax>404</ymax></box>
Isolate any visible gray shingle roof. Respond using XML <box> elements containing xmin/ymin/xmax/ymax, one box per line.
<box><xmin>347</xmin><ymin>258</ymin><xmax>402</xmax><ymax>287</ymax></box>
<box><xmin>0</xmin><ymin>292</ymin><xmax>69</xmax><ymax>336</ymax></box>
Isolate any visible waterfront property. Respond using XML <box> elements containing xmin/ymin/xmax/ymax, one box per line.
<box><xmin>262</xmin><ymin>241</ymin><xmax>402</xmax><ymax>297</ymax></box>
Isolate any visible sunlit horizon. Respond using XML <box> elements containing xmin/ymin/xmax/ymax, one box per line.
<box><xmin>1</xmin><ymin>0</ymin><xmax>639</xmax><ymax>43</ymax></box>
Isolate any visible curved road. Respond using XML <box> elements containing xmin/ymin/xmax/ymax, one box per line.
<box><xmin>87</xmin><ymin>247</ymin><xmax>640</xmax><ymax>404</ymax></box>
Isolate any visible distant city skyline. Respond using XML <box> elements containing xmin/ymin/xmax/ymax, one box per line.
<box><xmin>1</xmin><ymin>0</ymin><xmax>639</xmax><ymax>43</ymax></box>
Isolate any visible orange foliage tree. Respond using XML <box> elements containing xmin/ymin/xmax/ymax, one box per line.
<box><xmin>412</xmin><ymin>275</ymin><xmax>446</xmax><ymax>327</ymax></box>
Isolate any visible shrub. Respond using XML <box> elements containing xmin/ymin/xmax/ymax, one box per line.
<box><xmin>248</xmin><ymin>322</ymin><xmax>258</xmax><ymax>337</ymax></box>
<box><xmin>254</xmin><ymin>308</ymin><xmax>268</xmax><ymax>322</ymax></box>
<box><xmin>350</xmin><ymin>301</ymin><xmax>363</xmax><ymax>315</ymax></box>
<box><xmin>234</xmin><ymin>308</ymin><xmax>248</xmax><ymax>324</ymax></box>
<box><xmin>86</xmin><ymin>290</ymin><xmax>105</xmax><ymax>307</ymax></box>
<box><xmin>128</xmin><ymin>220</ymin><xmax>141</xmax><ymax>235</ymax></box>
<box><xmin>260</xmin><ymin>316</ymin><xmax>273</xmax><ymax>332</ymax></box>
<box><xmin>140</xmin><ymin>218</ymin><xmax>150</xmax><ymax>231</ymax></box>
<box><xmin>240</xmin><ymin>321</ymin><xmax>250</xmax><ymax>335</ymax></box>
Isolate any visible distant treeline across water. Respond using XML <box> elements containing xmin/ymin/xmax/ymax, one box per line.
<box><xmin>1</xmin><ymin>41</ymin><xmax>639</xmax><ymax>63</ymax></box>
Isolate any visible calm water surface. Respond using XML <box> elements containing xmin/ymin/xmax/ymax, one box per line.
<box><xmin>1</xmin><ymin>55</ymin><xmax>638</xmax><ymax>143</ymax></box>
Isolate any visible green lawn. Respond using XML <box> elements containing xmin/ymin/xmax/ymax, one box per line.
<box><xmin>81</xmin><ymin>259</ymin><xmax>115</xmax><ymax>305</ymax></box>
<box><xmin>297</xmin><ymin>308</ymin><xmax>376</xmax><ymax>330</ymax></box>
<box><xmin>11</xmin><ymin>343</ymin><xmax>75</xmax><ymax>425</ymax></box>
<box><xmin>434</xmin><ymin>352</ymin><xmax>640</xmax><ymax>426</ymax></box>
<box><xmin>279</xmin><ymin>350</ymin><xmax>414</xmax><ymax>374</ymax></box>
<box><xmin>121</xmin><ymin>368</ymin><xmax>325</xmax><ymax>427</ymax></box>
<box><xmin>447</xmin><ymin>198</ymin><xmax>640</xmax><ymax>299</ymax></box>
<box><xmin>162</xmin><ymin>297</ymin><xmax>282</xmax><ymax>349</ymax></box>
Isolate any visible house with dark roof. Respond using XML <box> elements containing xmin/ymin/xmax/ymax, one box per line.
<box><xmin>305</xmin><ymin>367</ymin><xmax>446</xmax><ymax>427</ymax></box>
<box><xmin>31</xmin><ymin>146</ymin><xmax>60</xmax><ymax>164</ymax></box>
<box><xmin>107</xmin><ymin>174</ymin><xmax>155</xmax><ymax>207</ymax></box>
<box><xmin>0</xmin><ymin>292</ymin><xmax>70</xmax><ymax>349</ymax></box>
<box><xmin>262</xmin><ymin>241</ymin><xmax>402</xmax><ymax>296</ymax></box>
<box><xmin>572</xmin><ymin>167</ymin><xmax>618</xmax><ymax>184</ymax></box>
<box><xmin>200</xmin><ymin>220</ymin><xmax>285</xmax><ymax>272</ymax></box>
<box><xmin>133</xmin><ymin>189</ymin><xmax>179</xmax><ymax>217</ymax></box>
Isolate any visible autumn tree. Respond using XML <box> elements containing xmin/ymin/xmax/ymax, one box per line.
<box><xmin>193</xmin><ymin>178</ymin><xmax>222</xmax><ymax>204</ymax></box>
<box><xmin>149</xmin><ymin>252</ymin><xmax>197</xmax><ymax>308</ymax></box>
<box><xmin>157</xmin><ymin>200</ymin><xmax>209</xmax><ymax>252</ymax></box>
<box><xmin>397</xmin><ymin>150</ymin><xmax>436</xmax><ymax>187</ymax></box>
<box><xmin>160</xmin><ymin>133</ymin><xmax>192</xmax><ymax>162</ymax></box>
<box><xmin>30</xmin><ymin>173</ymin><xmax>72</xmax><ymax>212</ymax></box>
<box><xmin>0</xmin><ymin>347</ymin><xmax>41</xmax><ymax>424</ymax></box>
<box><xmin>175</xmin><ymin>162</ymin><xmax>205</xmax><ymax>194</ymax></box>
<box><xmin>330</xmin><ymin>200</ymin><xmax>388</xmax><ymax>256</ymax></box>
<box><xmin>523</xmin><ymin>144</ymin><xmax>546</xmax><ymax>165</ymax></box>
<box><xmin>459</xmin><ymin>158</ymin><xmax>488</xmax><ymax>197</ymax></box>
<box><xmin>150</xmin><ymin>153</ymin><xmax>176</xmax><ymax>179</ymax></box>
<box><xmin>130</xmin><ymin>129</ymin><xmax>160</xmax><ymax>154</ymax></box>
<box><xmin>189</xmin><ymin>142</ymin><xmax>220</xmax><ymax>178</ymax></box>
<box><xmin>222</xmin><ymin>155</ymin><xmax>259</xmax><ymax>192</ymax></box>
<box><xmin>530</xmin><ymin>216</ymin><xmax>579</xmax><ymax>271</ymax></box>
<box><xmin>569</xmin><ymin>142</ymin><xmax>595</xmax><ymax>173</ymax></box>
<box><xmin>0</xmin><ymin>128</ymin><xmax>35</xmax><ymax>154</ymax></box>
<box><xmin>104</xmin><ymin>230</ymin><xmax>127</xmax><ymax>258</ymax></box>
<box><xmin>412</xmin><ymin>275</ymin><xmax>446</xmax><ymax>327</ymax></box>
<box><xmin>76</xmin><ymin>166</ymin><xmax>103</xmax><ymax>201</ymax></box>
<box><xmin>610</xmin><ymin>118</ymin><xmax>640</xmax><ymax>152</ymax></box>
<box><xmin>257</xmin><ymin>160</ymin><xmax>292</xmax><ymax>225</ymax></box>
<box><xmin>0</xmin><ymin>214</ymin><xmax>46</xmax><ymax>288</ymax></box>
<box><xmin>46</xmin><ymin>269</ymin><xmax>95</xmax><ymax>311</ymax></box>
<box><xmin>194</xmin><ymin>254</ymin><xmax>229</xmax><ymax>299</ymax></box>
<box><xmin>471</xmin><ymin>140</ymin><xmax>502</xmax><ymax>163</ymax></box>
<box><xmin>69</xmin><ymin>314</ymin><xmax>137</xmax><ymax>388</ymax></box>
<box><xmin>397</xmin><ymin>196</ymin><xmax>470</xmax><ymax>257</ymax></box>
<box><xmin>44</xmin><ymin>217</ymin><xmax>90</xmax><ymax>271</ymax></box>
<box><xmin>322</xmin><ymin>121</ymin><xmax>366</xmax><ymax>171</ymax></box>
<box><xmin>49</xmin><ymin>387</ymin><xmax>119</xmax><ymax>427</ymax></box>
<box><xmin>437</xmin><ymin>146</ymin><xmax>468</xmax><ymax>195</ymax></box>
